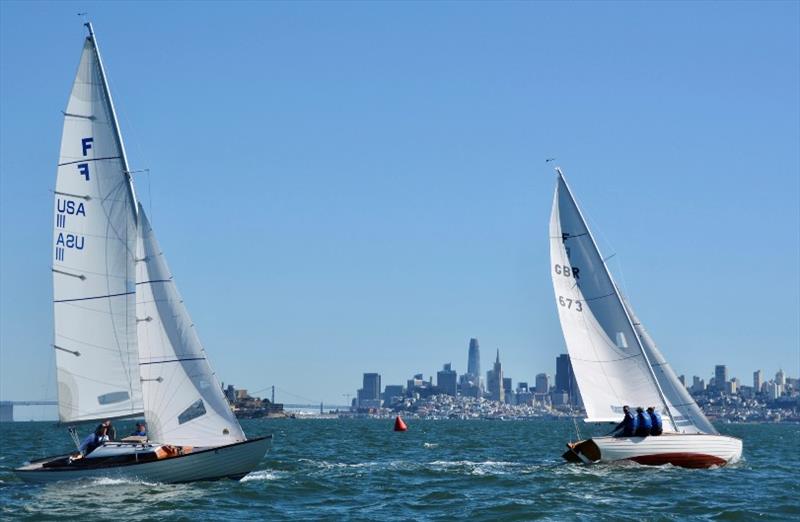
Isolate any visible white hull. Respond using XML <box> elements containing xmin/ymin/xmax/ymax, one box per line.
<box><xmin>15</xmin><ymin>436</ymin><xmax>271</xmax><ymax>484</ymax></box>
<box><xmin>565</xmin><ymin>433</ymin><xmax>742</xmax><ymax>468</ymax></box>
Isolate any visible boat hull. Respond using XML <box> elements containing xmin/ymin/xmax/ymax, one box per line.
<box><xmin>15</xmin><ymin>436</ymin><xmax>271</xmax><ymax>484</ymax></box>
<box><xmin>563</xmin><ymin>433</ymin><xmax>742</xmax><ymax>468</ymax></box>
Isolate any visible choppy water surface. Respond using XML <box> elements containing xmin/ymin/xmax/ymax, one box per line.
<box><xmin>1</xmin><ymin>419</ymin><xmax>797</xmax><ymax>520</ymax></box>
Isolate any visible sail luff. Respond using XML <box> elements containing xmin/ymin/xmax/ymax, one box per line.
<box><xmin>552</xmin><ymin>168</ymin><xmax>677</xmax><ymax>431</ymax></box>
<box><xmin>84</xmin><ymin>22</ymin><xmax>138</xmax><ymax>217</ymax></box>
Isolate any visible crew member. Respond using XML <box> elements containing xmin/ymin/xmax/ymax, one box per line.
<box><xmin>647</xmin><ymin>407</ymin><xmax>663</xmax><ymax>436</ymax></box>
<box><xmin>131</xmin><ymin>422</ymin><xmax>147</xmax><ymax>437</ymax></box>
<box><xmin>635</xmin><ymin>406</ymin><xmax>652</xmax><ymax>437</ymax></box>
<box><xmin>612</xmin><ymin>405</ymin><xmax>638</xmax><ymax>437</ymax></box>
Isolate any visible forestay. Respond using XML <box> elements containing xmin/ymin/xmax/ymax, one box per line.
<box><xmin>53</xmin><ymin>35</ymin><xmax>142</xmax><ymax>423</ymax></box>
<box><xmin>136</xmin><ymin>206</ymin><xmax>246</xmax><ymax>446</ymax></box>
<box><xmin>549</xmin><ymin>170</ymin><xmax>674</xmax><ymax>430</ymax></box>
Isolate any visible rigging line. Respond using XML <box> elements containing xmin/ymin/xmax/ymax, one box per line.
<box><xmin>136</xmin><ymin>279</ymin><xmax>172</xmax><ymax>285</ymax></box>
<box><xmin>54</xmin><ymin>290</ymin><xmax>134</xmax><ymax>303</ymax></box>
<box><xmin>58</xmin><ymin>155</ymin><xmax>121</xmax><ymax>167</ymax></box>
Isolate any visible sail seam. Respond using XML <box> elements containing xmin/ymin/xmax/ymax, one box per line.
<box><xmin>54</xmin><ymin>291</ymin><xmax>134</xmax><ymax>303</ymax></box>
<box><xmin>58</xmin><ymin>155</ymin><xmax>122</xmax><ymax>167</ymax></box>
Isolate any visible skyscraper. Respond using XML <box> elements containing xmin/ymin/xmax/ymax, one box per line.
<box><xmin>467</xmin><ymin>338</ymin><xmax>481</xmax><ymax>387</ymax></box>
<box><xmin>753</xmin><ymin>370</ymin><xmax>763</xmax><ymax>392</ymax></box>
<box><xmin>555</xmin><ymin>354</ymin><xmax>572</xmax><ymax>393</ymax></box>
<box><xmin>437</xmin><ymin>363</ymin><xmax>458</xmax><ymax>396</ymax></box>
<box><xmin>486</xmin><ymin>349</ymin><xmax>504</xmax><ymax>403</ymax></box>
<box><xmin>776</xmin><ymin>369</ymin><xmax>786</xmax><ymax>386</ymax></box>
<box><xmin>357</xmin><ymin>373</ymin><xmax>382</xmax><ymax>408</ymax></box>
<box><xmin>535</xmin><ymin>373</ymin><xmax>550</xmax><ymax>394</ymax></box>
<box><xmin>715</xmin><ymin>365</ymin><xmax>727</xmax><ymax>392</ymax></box>
<box><xmin>503</xmin><ymin>377</ymin><xmax>513</xmax><ymax>404</ymax></box>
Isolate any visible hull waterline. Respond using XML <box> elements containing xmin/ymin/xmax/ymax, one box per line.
<box><xmin>15</xmin><ymin>436</ymin><xmax>271</xmax><ymax>484</ymax></box>
<box><xmin>563</xmin><ymin>433</ymin><xmax>742</xmax><ymax>469</ymax></box>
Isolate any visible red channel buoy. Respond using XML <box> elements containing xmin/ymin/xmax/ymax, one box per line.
<box><xmin>394</xmin><ymin>415</ymin><xmax>408</xmax><ymax>432</ymax></box>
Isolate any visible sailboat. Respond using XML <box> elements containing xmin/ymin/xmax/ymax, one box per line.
<box><xmin>549</xmin><ymin>168</ymin><xmax>742</xmax><ymax>468</ymax></box>
<box><xmin>15</xmin><ymin>24</ymin><xmax>270</xmax><ymax>483</ymax></box>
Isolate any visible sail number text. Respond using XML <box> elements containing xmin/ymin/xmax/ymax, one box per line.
<box><xmin>558</xmin><ymin>295</ymin><xmax>583</xmax><ymax>312</ymax></box>
<box><xmin>554</xmin><ymin>263</ymin><xmax>580</xmax><ymax>279</ymax></box>
<box><xmin>54</xmin><ymin>136</ymin><xmax>92</xmax><ymax>262</ymax></box>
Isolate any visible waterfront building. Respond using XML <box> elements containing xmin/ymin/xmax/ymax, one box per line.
<box><xmin>458</xmin><ymin>374</ymin><xmax>482</xmax><ymax>398</ymax></box>
<box><xmin>754</xmin><ymin>370</ymin><xmax>763</xmax><ymax>392</ymax></box>
<box><xmin>486</xmin><ymin>350</ymin><xmax>504</xmax><ymax>403</ymax></box>
<box><xmin>383</xmin><ymin>385</ymin><xmax>405</xmax><ymax>405</ymax></box>
<box><xmin>535</xmin><ymin>373</ymin><xmax>549</xmax><ymax>394</ymax></box>
<box><xmin>515</xmin><ymin>387</ymin><xmax>534</xmax><ymax>406</ymax></box>
<box><xmin>407</xmin><ymin>373</ymin><xmax>434</xmax><ymax>399</ymax></box>
<box><xmin>715</xmin><ymin>365</ymin><xmax>728</xmax><ymax>392</ymax></box>
<box><xmin>437</xmin><ymin>363</ymin><xmax>458</xmax><ymax>396</ymax></box>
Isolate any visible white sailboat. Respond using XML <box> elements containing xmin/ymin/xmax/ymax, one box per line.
<box><xmin>549</xmin><ymin>168</ymin><xmax>742</xmax><ymax>468</ymax></box>
<box><xmin>15</xmin><ymin>24</ymin><xmax>270</xmax><ymax>483</ymax></box>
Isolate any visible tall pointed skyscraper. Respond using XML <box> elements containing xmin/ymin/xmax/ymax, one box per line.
<box><xmin>486</xmin><ymin>349</ymin><xmax>504</xmax><ymax>403</ymax></box>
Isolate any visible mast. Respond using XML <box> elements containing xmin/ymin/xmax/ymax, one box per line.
<box><xmin>84</xmin><ymin>22</ymin><xmax>139</xmax><ymax>218</ymax></box>
<box><xmin>555</xmin><ymin>167</ymin><xmax>679</xmax><ymax>432</ymax></box>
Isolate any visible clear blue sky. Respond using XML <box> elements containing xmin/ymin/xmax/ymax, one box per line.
<box><xmin>1</xmin><ymin>1</ymin><xmax>798</xmax><ymax>415</ymax></box>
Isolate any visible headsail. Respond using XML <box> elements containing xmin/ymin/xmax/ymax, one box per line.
<box><xmin>549</xmin><ymin>169</ymin><xmax>676</xmax><ymax>431</ymax></box>
<box><xmin>53</xmin><ymin>30</ymin><xmax>142</xmax><ymax>422</ymax></box>
<box><xmin>136</xmin><ymin>206</ymin><xmax>246</xmax><ymax>446</ymax></box>
<box><xmin>624</xmin><ymin>300</ymin><xmax>717</xmax><ymax>434</ymax></box>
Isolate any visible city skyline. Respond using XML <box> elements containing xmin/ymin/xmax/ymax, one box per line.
<box><xmin>353</xmin><ymin>338</ymin><xmax>796</xmax><ymax>410</ymax></box>
<box><xmin>1</xmin><ymin>2</ymin><xmax>798</xmax><ymax>409</ymax></box>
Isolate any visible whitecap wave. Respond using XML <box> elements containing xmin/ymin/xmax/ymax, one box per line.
<box><xmin>242</xmin><ymin>470</ymin><xmax>285</xmax><ymax>482</ymax></box>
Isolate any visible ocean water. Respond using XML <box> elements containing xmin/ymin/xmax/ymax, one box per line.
<box><xmin>1</xmin><ymin>419</ymin><xmax>797</xmax><ymax>520</ymax></box>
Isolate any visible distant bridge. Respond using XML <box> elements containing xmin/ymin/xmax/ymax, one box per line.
<box><xmin>282</xmin><ymin>403</ymin><xmax>350</xmax><ymax>411</ymax></box>
<box><xmin>0</xmin><ymin>401</ymin><xmax>58</xmax><ymax>422</ymax></box>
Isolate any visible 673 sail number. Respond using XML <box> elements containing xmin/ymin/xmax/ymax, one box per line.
<box><xmin>558</xmin><ymin>296</ymin><xmax>583</xmax><ymax>312</ymax></box>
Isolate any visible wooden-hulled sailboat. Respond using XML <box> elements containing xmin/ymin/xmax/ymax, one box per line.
<box><xmin>549</xmin><ymin>168</ymin><xmax>742</xmax><ymax>468</ymax></box>
<box><xmin>15</xmin><ymin>23</ymin><xmax>270</xmax><ymax>483</ymax></box>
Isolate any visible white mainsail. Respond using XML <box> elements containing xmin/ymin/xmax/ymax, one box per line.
<box><xmin>53</xmin><ymin>33</ymin><xmax>142</xmax><ymax>422</ymax></box>
<box><xmin>136</xmin><ymin>206</ymin><xmax>246</xmax><ymax>446</ymax></box>
<box><xmin>549</xmin><ymin>169</ymin><xmax>676</xmax><ymax>430</ymax></box>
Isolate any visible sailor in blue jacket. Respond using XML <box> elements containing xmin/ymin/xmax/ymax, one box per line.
<box><xmin>635</xmin><ymin>407</ymin><xmax>652</xmax><ymax>437</ymax></box>
<box><xmin>647</xmin><ymin>407</ymin><xmax>663</xmax><ymax>436</ymax></box>
<box><xmin>612</xmin><ymin>405</ymin><xmax>638</xmax><ymax>437</ymax></box>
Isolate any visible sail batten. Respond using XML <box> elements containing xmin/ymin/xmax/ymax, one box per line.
<box><xmin>52</xmin><ymin>32</ymin><xmax>142</xmax><ymax>423</ymax></box>
<box><xmin>549</xmin><ymin>169</ymin><xmax>714</xmax><ymax>435</ymax></box>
